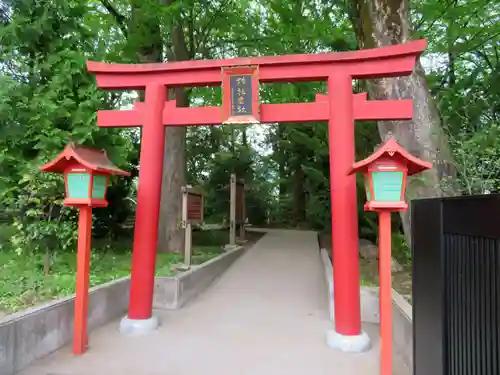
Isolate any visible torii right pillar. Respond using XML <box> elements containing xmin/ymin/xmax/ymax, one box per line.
<box><xmin>325</xmin><ymin>51</ymin><xmax>423</xmax><ymax>352</ymax></box>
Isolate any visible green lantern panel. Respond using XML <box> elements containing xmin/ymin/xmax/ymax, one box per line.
<box><xmin>372</xmin><ymin>171</ymin><xmax>403</xmax><ymax>202</ymax></box>
<box><xmin>67</xmin><ymin>173</ymin><xmax>91</xmax><ymax>199</ymax></box>
<box><xmin>92</xmin><ymin>174</ymin><xmax>107</xmax><ymax>199</ymax></box>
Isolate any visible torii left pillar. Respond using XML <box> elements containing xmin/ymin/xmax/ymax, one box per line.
<box><xmin>119</xmin><ymin>83</ymin><xmax>166</xmax><ymax>334</ymax></box>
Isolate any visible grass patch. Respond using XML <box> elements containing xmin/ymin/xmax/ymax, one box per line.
<box><xmin>155</xmin><ymin>246</ymin><xmax>224</xmax><ymax>276</ymax></box>
<box><xmin>318</xmin><ymin>231</ymin><xmax>413</xmax><ymax>302</ymax></box>
<box><xmin>359</xmin><ymin>258</ymin><xmax>380</xmax><ymax>286</ymax></box>
<box><xmin>319</xmin><ymin>231</ymin><xmax>378</xmax><ymax>286</ymax></box>
<box><xmin>0</xmin><ymin>228</ymin><xmax>230</xmax><ymax>314</ymax></box>
<box><xmin>358</xmin><ymin>258</ymin><xmax>412</xmax><ymax>302</ymax></box>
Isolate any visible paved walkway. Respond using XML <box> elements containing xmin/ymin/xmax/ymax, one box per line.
<box><xmin>20</xmin><ymin>229</ymin><xmax>384</xmax><ymax>375</ymax></box>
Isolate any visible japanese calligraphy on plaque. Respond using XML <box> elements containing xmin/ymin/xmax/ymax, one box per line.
<box><xmin>230</xmin><ymin>75</ymin><xmax>252</xmax><ymax>116</ymax></box>
<box><xmin>222</xmin><ymin>66</ymin><xmax>259</xmax><ymax>124</ymax></box>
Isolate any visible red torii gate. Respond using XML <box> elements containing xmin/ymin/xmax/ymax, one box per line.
<box><xmin>87</xmin><ymin>39</ymin><xmax>425</xmax><ymax>351</ymax></box>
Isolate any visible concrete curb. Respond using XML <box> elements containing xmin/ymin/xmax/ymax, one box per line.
<box><xmin>321</xmin><ymin>248</ymin><xmax>381</xmax><ymax>323</ymax></box>
<box><xmin>392</xmin><ymin>288</ymin><xmax>413</xmax><ymax>371</ymax></box>
<box><xmin>0</xmin><ymin>246</ymin><xmax>246</xmax><ymax>375</ymax></box>
<box><xmin>154</xmin><ymin>245</ymin><xmax>245</xmax><ymax>309</ymax></box>
<box><xmin>245</xmin><ymin>227</ymin><xmax>270</xmax><ymax>233</ymax></box>
<box><xmin>319</xmin><ymin>248</ymin><xmax>413</xmax><ymax>370</ymax></box>
<box><xmin>0</xmin><ymin>276</ymin><xmax>130</xmax><ymax>375</ymax></box>
<box><xmin>320</xmin><ymin>248</ymin><xmax>334</xmax><ymax>321</ymax></box>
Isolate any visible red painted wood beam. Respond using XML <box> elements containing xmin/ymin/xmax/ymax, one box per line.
<box><xmin>355</xmin><ymin>99</ymin><xmax>413</xmax><ymax>121</ymax></box>
<box><xmin>97</xmin><ymin>110</ymin><xmax>140</xmax><ymax>127</ymax></box>
<box><xmin>88</xmin><ymin>39</ymin><xmax>425</xmax><ymax>75</ymax></box>
<box><xmin>316</xmin><ymin>93</ymin><xmax>413</xmax><ymax>121</ymax></box>
<box><xmin>87</xmin><ymin>40</ymin><xmax>426</xmax><ymax>89</ymax></box>
<box><xmin>96</xmin><ymin>93</ymin><xmax>412</xmax><ymax>127</ymax></box>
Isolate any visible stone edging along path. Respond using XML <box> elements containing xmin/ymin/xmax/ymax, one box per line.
<box><xmin>0</xmin><ymin>245</ymin><xmax>245</xmax><ymax>375</ymax></box>
<box><xmin>320</xmin><ymin>247</ymin><xmax>413</xmax><ymax>371</ymax></box>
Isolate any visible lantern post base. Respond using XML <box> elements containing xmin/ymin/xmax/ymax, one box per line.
<box><xmin>326</xmin><ymin>329</ymin><xmax>371</xmax><ymax>353</ymax></box>
<box><xmin>119</xmin><ymin>315</ymin><xmax>159</xmax><ymax>336</ymax></box>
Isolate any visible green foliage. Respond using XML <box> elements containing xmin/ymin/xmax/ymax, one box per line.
<box><xmin>391</xmin><ymin>231</ymin><xmax>411</xmax><ymax>266</ymax></box>
<box><xmin>0</xmin><ymin>0</ymin><xmax>135</xmax><ymax>255</ymax></box>
<box><xmin>9</xmin><ymin>169</ymin><xmax>78</xmax><ymax>255</ymax></box>
<box><xmin>445</xmin><ymin>124</ymin><xmax>500</xmax><ymax>194</ymax></box>
<box><xmin>0</xmin><ymin>242</ymin><xmax>222</xmax><ymax>313</ymax></box>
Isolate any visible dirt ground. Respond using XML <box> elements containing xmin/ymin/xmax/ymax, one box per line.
<box><xmin>318</xmin><ymin>233</ymin><xmax>412</xmax><ymax>304</ymax></box>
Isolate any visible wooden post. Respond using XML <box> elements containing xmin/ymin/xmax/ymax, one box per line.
<box><xmin>238</xmin><ymin>185</ymin><xmax>246</xmax><ymax>241</ymax></box>
<box><xmin>229</xmin><ymin>173</ymin><xmax>236</xmax><ymax>246</ymax></box>
<box><xmin>184</xmin><ymin>223</ymin><xmax>192</xmax><ymax>267</ymax></box>
<box><xmin>181</xmin><ymin>186</ymin><xmax>191</xmax><ymax>267</ymax></box>
<box><xmin>73</xmin><ymin>205</ymin><xmax>92</xmax><ymax>355</ymax></box>
<box><xmin>181</xmin><ymin>186</ymin><xmax>203</xmax><ymax>265</ymax></box>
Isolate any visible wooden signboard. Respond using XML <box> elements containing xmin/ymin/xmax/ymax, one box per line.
<box><xmin>182</xmin><ymin>187</ymin><xmax>204</xmax><ymax>226</ymax></box>
<box><xmin>181</xmin><ymin>186</ymin><xmax>204</xmax><ymax>268</ymax></box>
<box><xmin>229</xmin><ymin>174</ymin><xmax>246</xmax><ymax>246</ymax></box>
<box><xmin>221</xmin><ymin>66</ymin><xmax>260</xmax><ymax>124</ymax></box>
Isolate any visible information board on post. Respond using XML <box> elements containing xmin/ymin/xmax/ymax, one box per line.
<box><xmin>182</xmin><ymin>186</ymin><xmax>204</xmax><ymax>227</ymax></box>
<box><xmin>229</xmin><ymin>174</ymin><xmax>246</xmax><ymax>246</ymax></box>
<box><xmin>221</xmin><ymin>66</ymin><xmax>260</xmax><ymax>124</ymax></box>
<box><xmin>181</xmin><ymin>186</ymin><xmax>204</xmax><ymax>267</ymax></box>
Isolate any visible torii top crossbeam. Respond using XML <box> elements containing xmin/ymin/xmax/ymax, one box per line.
<box><xmin>87</xmin><ymin>40</ymin><xmax>426</xmax><ymax>128</ymax></box>
<box><xmin>88</xmin><ymin>39</ymin><xmax>426</xmax><ymax>88</ymax></box>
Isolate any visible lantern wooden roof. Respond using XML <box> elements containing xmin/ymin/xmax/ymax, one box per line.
<box><xmin>349</xmin><ymin>137</ymin><xmax>432</xmax><ymax>176</ymax></box>
<box><xmin>40</xmin><ymin>143</ymin><xmax>130</xmax><ymax>176</ymax></box>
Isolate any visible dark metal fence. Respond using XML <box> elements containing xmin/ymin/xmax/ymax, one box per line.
<box><xmin>412</xmin><ymin>194</ymin><xmax>500</xmax><ymax>375</ymax></box>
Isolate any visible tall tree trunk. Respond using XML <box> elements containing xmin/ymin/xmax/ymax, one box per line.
<box><xmin>158</xmin><ymin>88</ymin><xmax>187</xmax><ymax>252</ymax></box>
<box><xmin>126</xmin><ymin>1</ymin><xmax>185</xmax><ymax>253</ymax></box>
<box><xmin>106</xmin><ymin>0</ymin><xmax>190</xmax><ymax>253</ymax></box>
<box><xmin>128</xmin><ymin>0</ymin><xmax>162</xmax><ymax>63</ymax></box>
<box><xmin>350</xmin><ymin>0</ymin><xmax>458</xmax><ymax>243</ymax></box>
<box><xmin>157</xmin><ymin>19</ymin><xmax>191</xmax><ymax>253</ymax></box>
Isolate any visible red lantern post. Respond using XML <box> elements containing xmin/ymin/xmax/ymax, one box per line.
<box><xmin>40</xmin><ymin>144</ymin><xmax>130</xmax><ymax>355</ymax></box>
<box><xmin>349</xmin><ymin>137</ymin><xmax>431</xmax><ymax>375</ymax></box>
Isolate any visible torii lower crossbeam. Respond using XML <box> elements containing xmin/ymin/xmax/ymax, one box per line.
<box><xmin>97</xmin><ymin>93</ymin><xmax>412</xmax><ymax>127</ymax></box>
<box><xmin>87</xmin><ymin>39</ymin><xmax>426</xmax><ymax>352</ymax></box>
